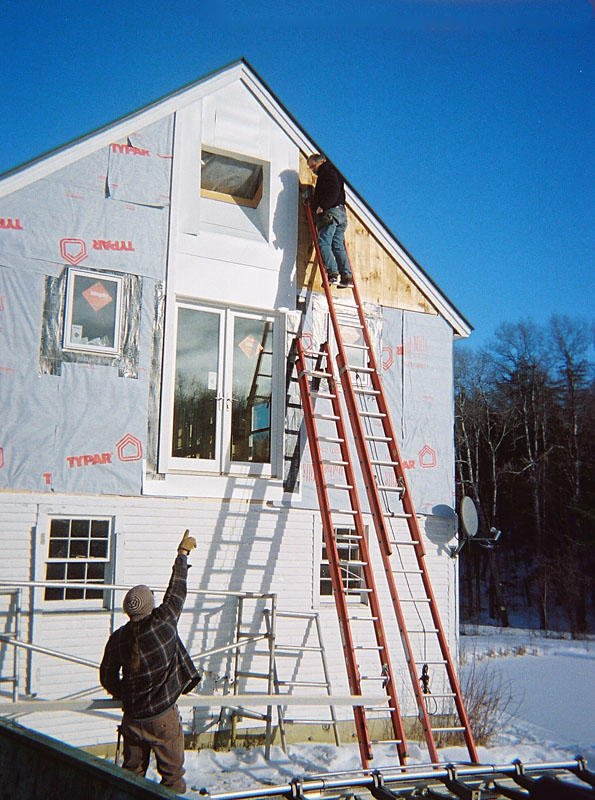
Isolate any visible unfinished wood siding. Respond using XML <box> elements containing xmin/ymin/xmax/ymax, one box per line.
<box><xmin>298</xmin><ymin>153</ymin><xmax>437</xmax><ymax>314</ymax></box>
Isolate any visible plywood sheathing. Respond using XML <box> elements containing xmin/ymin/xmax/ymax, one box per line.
<box><xmin>297</xmin><ymin>153</ymin><xmax>437</xmax><ymax>315</ymax></box>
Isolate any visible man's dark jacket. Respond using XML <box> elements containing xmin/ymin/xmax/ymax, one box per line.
<box><xmin>100</xmin><ymin>554</ymin><xmax>200</xmax><ymax>719</ymax></box>
<box><xmin>312</xmin><ymin>160</ymin><xmax>346</xmax><ymax>211</ymax></box>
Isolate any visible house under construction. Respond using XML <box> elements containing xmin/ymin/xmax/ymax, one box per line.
<box><xmin>0</xmin><ymin>59</ymin><xmax>476</xmax><ymax>764</ymax></box>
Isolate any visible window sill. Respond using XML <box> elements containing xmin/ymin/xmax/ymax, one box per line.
<box><xmin>142</xmin><ymin>471</ymin><xmax>286</xmax><ymax>502</ymax></box>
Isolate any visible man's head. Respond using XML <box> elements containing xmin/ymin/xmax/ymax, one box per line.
<box><xmin>307</xmin><ymin>153</ymin><xmax>326</xmax><ymax>174</ymax></box>
<box><xmin>123</xmin><ymin>585</ymin><xmax>154</xmax><ymax>621</ymax></box>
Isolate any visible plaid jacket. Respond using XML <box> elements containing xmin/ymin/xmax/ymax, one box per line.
<box><xmin>100</xmin><ymin>554</ymin><xmax>201</xmax><ymax>719</ymax></box>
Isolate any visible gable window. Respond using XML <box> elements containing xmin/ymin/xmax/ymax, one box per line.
<box><xmin>200</xmin><ymin>149</ymin><xmax>264</xmax><ymax>208</ymax></box>
<box><xmin>63</xmin><ymin>268</ymin><xmax>123</xmax><ymax>355</ymax></box>
<box><xmin>163</xmin><ymin>302</ymin><xmax>281</xmax><ymax>477</ymax></box>
<box><xmin>320</xmin><ymin>527</ymin><xmax>367</xmax><ymax>602</ymax></box>
<box><xmin>44</xmin><ymin>517</ymin><xmax>111</xmax><ymax>601</ymax></box>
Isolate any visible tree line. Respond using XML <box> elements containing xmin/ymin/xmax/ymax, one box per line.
<box><xmin>455</xmin><ymin>316</ymin><xmax>594</xmax><ymax>634</ymax></box>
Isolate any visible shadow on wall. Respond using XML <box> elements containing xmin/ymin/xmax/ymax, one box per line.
<box><xmin>425</xmin><ymin>504</ymin><xmax>457</xmax><ymax>556</ymax></box>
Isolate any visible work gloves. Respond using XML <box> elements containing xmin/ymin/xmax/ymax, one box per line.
<box><xmin>178</xmin><ymin>531</ymin><xmax>197</xmax><ymax>556</ymax></box>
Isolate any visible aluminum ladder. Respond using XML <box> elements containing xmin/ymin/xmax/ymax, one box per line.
<box><xmin>303</xmin><ymin>199</ymin><xmax>479</xmax><ymax>764</ymax></box>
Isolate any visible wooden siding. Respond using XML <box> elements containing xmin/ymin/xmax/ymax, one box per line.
<box><xmin>297</xmin><ymin>153</ymin><xmax>438</xmax><ymax>314</ymax></box>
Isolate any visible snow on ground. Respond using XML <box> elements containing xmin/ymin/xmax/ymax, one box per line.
<box><xmin>143</xmin><ymin>627</ymin><xmax>594</xmax><ymax>797</ymax></box>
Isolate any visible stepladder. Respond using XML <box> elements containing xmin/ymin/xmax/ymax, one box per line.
<box><xmin>299</xmin><ymin>199</ymin><xmax>479</xmax><ymax>765</ymax></box>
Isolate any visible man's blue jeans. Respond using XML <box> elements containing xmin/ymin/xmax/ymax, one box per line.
<box><xmin>316</xmin><ymin>205</ymin><xmax>352</xmax><ymax>280</ymax></box>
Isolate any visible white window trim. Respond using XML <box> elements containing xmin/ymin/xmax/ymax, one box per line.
<box><xmin>159</xmin><ymin>297</ymin><xmax>285</xmax><ymax>479</ymax></box>
<box><xmin>63</xmin><ymin>268</ymin><xmax>123</xmax><ymax>356</ymax></box>
<box><xmin>34</xmin><ymin>512</ymin><xmax>115</xmax><ymax>611</ymax></box>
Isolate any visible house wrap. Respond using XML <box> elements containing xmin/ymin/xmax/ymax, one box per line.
<box><xmin>0</xmin><ymin>59</ymin><xmax>472</xmax><ymax>749</ymax></box>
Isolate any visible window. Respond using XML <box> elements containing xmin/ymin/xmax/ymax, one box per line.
<box><xmin>44</xmin><ymin>517</ymin><xmax>111</xmax><ymax>601</ymax></box>
<box><xmin>200</xmin><ymin>149</ymin><xmax>264</xmax><ymax>208</ymax></box>
<box><xmin>320</xmin><ymin>528</ymin><xmax>366</xmax><ymax>601</ymax></box>
<box><xmin>164</xmin><ymin>302</ymin><xmax>281</xmax><ymax>476</ymax></box>
<box><xmin>63</xmin><ymin>269</ymin><xmax>123</xmax><ymax>355</ymax></box>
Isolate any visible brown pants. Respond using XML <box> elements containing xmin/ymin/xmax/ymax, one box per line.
<box><xmin>121</xmin><ymin>704</ymin><xmax>186</xmax><ymax>794</ymax></box>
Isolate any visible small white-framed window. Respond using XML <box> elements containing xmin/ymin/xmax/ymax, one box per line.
<box><xmin>320</xmin><ymin>527</ymin><xmax>368</xmax><ymax>602</ymax></box>
<box><xmin>43</xmin><ymin>517</ymin><xmax>112</xmax><ymax>601</ymax></box>
<box><xmin>63</xmin><ymin>268</ymin><xmax>123</xmax><ymax>355</ymax></box>
<box><xmin>200</xmin><ymin>148</ymin><xmax>265</xmax><ymax>208</ymax></box>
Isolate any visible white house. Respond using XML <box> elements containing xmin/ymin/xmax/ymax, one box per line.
<box><xmin>0</xmin><ymin>59</ymin><xmax>472</xmax><ymax>752</ymax></box>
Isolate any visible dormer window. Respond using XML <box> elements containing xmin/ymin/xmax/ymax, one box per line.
<box><xmin>200</xmin><ymin>149</ymin><xmax>264</xmax><ymax>208</ymax></box>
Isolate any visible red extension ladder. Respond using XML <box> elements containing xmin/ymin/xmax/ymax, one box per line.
<box><xmin>295</xmin><ymin>200</ymin><xmax>479</xmax><ymax>767</ymax></box>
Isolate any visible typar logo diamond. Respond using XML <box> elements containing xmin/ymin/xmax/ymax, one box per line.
<box><xmin>60</xmin><ymin>238</ymin><xmax>88</xmax><ymax>266</ymax></box>
<box><xmin>238</xmin><ymin>335</ymin><xmax>263</xmax><ymax>358</ymax></box>
<box><xmin>83</xmin><ymin>281</ymin><xmax>113</xmax><ymax>312</ymax></box>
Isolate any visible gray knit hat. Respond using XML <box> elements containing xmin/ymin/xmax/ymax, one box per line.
<box><xmin>123</xmin><ymin>584</ymin><xmax>154</xmax><ymax>621</ymax></box>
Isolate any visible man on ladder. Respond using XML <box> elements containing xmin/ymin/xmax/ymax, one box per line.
<box><xmin>307</xmin><ymin>153</ymin><xmax>353</xmax><ymax>288</ymax></box>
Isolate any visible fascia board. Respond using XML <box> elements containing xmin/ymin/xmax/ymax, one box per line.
<box><xmin>0</xmin><ymin>62</ymin><xmax>245</xmax><ymax>198</ymax></box>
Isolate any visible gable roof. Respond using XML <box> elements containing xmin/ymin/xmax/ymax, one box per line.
<box><xmin>0</xmin><ymin>58</ymin><xmax>472</xmax><ymax>337</ymax></box>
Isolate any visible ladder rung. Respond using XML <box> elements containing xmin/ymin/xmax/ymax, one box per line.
<box><xmin>308</xmin><ymin>370</ymin><xmax>332</xmax><ymax>379</ymax></box>
<box><xmin>325</xmin><ymin>483</ymin><xmax>353</xmax><ymax>490</ymax></box>
<box><xmin>339</xmin><ymin>559</ymin><xmax>367</xmax><ymax>567</ymax></box>
<box><xmin>275</xmin><ymin>645</ymin><xmax>324</xmax><ymax>653</ymax></box>
<box><xmin>346</xmin><ymin>365</ymin><xmax>375</xmax><ymax>373</ymax></box>
<box><xmin>365</xmin><ymin>435</ymin><xmax>392</xmax><ymax>442</ymax></box>
<box><xmin>311</xmin><ymin>391</ymin><xmax>336</xmax><ymax>400</ymax></box>
<box><xmin>275</xmin><ymin>610</ymin><xmax>318</xmax><ymax>619</ymax></box>
<box><xmin>283</xmin><ymin>718</ymin><xmax>336</xmax><ymax>725</ymax></box>
<box><xmin>370</xmin><ymin>459</ymin><xmax>399</xmax><ymax>466</ymax></box>
<box><xmin>329</xmin><ymin>508</ymin><xmax>358</xmax><ymax>515</ymax></box>
<box><xmin>359</xmin><ymin>411</ymin><xmax>386</xmax><ymax>419</ymax></box>
<box><xmin>386</xmin><ymin>512</ymin><xmax>413</xmax><ymax>519</ymax></box>
<box><xmin>322</xmin><ymin>459</ymin><xmax>349</xmax><ymax>466</ymax></box>
<box><xmin>353</xmin><ymin>387</ymin><xmax>380</xmax><ymax>395</ymax></box>
<box><xmin>343</xmin><ymin>343</ymin><xmax>369</xmax><ymax>350</ymax></box>
<box><xmin>376</xmin><ymin>484</ymin><xmax>404</xmax><ymax>493</ymax></box>
<box><xmin>365</xmin><ymin>705</ymin><xmax>392</xmax><ymax>711</ymax></box>
<box><xmin>355</xmin><ymin>644</ymin><xmax>382</xmax><ymax>650</ymax></box>
<box><xmin>348</xmin><ymin>615</ymin><xmax>378</xmax><ymax>621</ymax></box>
<box><xmin>423</xmin><ymin>693</ymin><xmax>456</xmax><ymax>699</ymax></box>
<box><xmin>400</xmin><ymin>598</ymin><xmax>432</xmax><ymax>603</ymax></box>
<box><xmin>408</xmin><ymin>628</ymin><xmax>440</xmax><ymax>634</ymax></box>
<box><xmin>277</xmin><ymin>680</ymin><xmax>328</xmax><ymax>687</ymax></box>
<box><xmin>393</xmin><ymin>568</ymin><xmax>423</xmax><ymax>575</ymax></box>
<box><xmin>236</xmin><ymin>671</ymin><xmax>270</xmax><ymax>679</ymax></box>
<box><xmin>388</xmin><ymin>538</ymin><xmax>420</xmax><ymax>546</ymax></box>
<box><xmin>346</xmin><ymin>588</ymin><xmax>373</xmax><ymax>594</ymax></box>
<box><xmin>339</xmin><ymin>322</ymin><xmax>364</xmax><ymax>330</ymax></box>
<box><xmin>313</xmin><ymin>413</ymin><xmax>340</xmax><ymax>421</ymax></box>
<box><xmin>431</xmin><ymin>726</ymin><xmax>466</xmax><ymax>732</ymax></box>
<box><xmin>422</xmin><ymin>660</ymin><xmax>448</xmax><ymax>665</ymax></box>
<box><xmin>360</xmin><ymin>676</ymin><xmax>389</xmax><ymax>681</ymax></box>
<box><xmin>318</xmin><ymin>436</ymin><xmax>345</xmax><ymax>443</ymax></box>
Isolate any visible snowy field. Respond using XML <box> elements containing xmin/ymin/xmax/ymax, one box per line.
<box><xmin>144</xmin><ymin>626</ymin><xmax>594</xmax><ymax>797</ymax></box>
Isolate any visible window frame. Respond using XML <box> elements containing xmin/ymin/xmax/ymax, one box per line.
<box><xmin>160</xmin><ymin>299</ymin><xmax>284</xmax><ymax>479</ymax></box>
<box><xmin>63</xmin><ymin>268</ymin><xmax>124</xmax><ymax>356</ymax></box>
<box><xmin>200</xmin><ymin>147</ymin><xmax>266</xmax><ymax>209</ymax></box>
<box><xmin>319</xmin><ymin>526</ymin><xmax>369</xmax><ymax>604</ymax></box>
<box><xmin>39</xmin><ymin>515</ymin><xmax>114</xmax><ymax>608</ymax></box>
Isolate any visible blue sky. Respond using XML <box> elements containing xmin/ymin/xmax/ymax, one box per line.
<box><xmin>1</xmin><ymin>0</ymin><xmax>593</xmax><ymax>349</ymax></box>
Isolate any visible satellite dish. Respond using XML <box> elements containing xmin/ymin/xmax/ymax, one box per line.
<box><xmin>460</xmin><ymin>496</ymin><xmax>479</xmax><ymax>539</ymax></box>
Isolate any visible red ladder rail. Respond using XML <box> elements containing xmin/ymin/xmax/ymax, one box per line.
<box><xmin>304</xmin><ymin>200</ymin><xmax>479</xmax><ymax>764</ymax></box>
<box><xmin>295</xmin><ymin>339</ymin><xmax>409</xmax><ymax>767</ymax></box>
